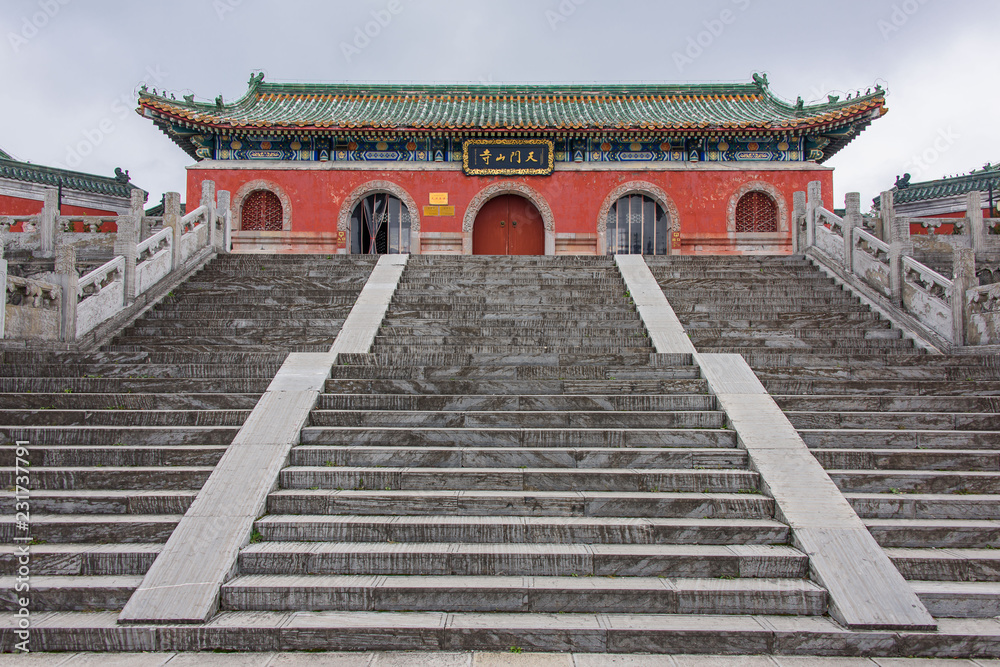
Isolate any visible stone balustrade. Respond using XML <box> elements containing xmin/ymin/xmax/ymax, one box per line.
<box><xmin>1</xmin><ymin>180</ymin><xmax>230</xmax><ymax>343</ymax></box>
<box><xmin>801</xmin><ymin>182</ymin><xmax>994</xmax><ymax>348</ymax></box>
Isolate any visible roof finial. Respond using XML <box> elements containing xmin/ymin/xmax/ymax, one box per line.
<box><xmin>249</xmin><ymin>71</ymin><xmax>265</xmax><ymax>87</ymax></box>
<box><xmin>752</xmin><ymin>72</ymin><xmax>769</xmax><ymax>89</ymax></box>
<box><xmin>795</xmin><ymin>97</ymin><xmax>804</xmax><ymax>110</ymax></box>
<box><xmin>215</xmin><ymin>95</ymin><xmax>224</xmax><ymax>109</ymax></box>
<box><xmin>827</xmin><ymin>94</ymin><xmax>840</xmax><ymax>103</ymax></box>
<box><xmin>895</xmin><ymin>173</ymin><xmax>911</xmax><ymax>189</ymax></box>
<box><xmin>114</xmin><ymin>167</ymin><xmax>131</xmax><ymax>184</ymax></box>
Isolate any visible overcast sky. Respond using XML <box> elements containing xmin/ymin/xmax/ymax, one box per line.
<box><xmin>2</xmin><ymin>0</ymin><xmax>998</xmax><ymax>211</ymax></box>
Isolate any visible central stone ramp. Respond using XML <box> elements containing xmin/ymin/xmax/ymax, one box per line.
<box><xmin>647</xmin><ymin>254</ymin><xmax>1000</xmax><ymax>620</ymax></box>
<box><xmin>0</xmin><ymin>254</ymin><xmax>376</xmax><ymax>613</ymax></box>
<box><xmin>224</xmin><ymin>256</ymin><xmax>824</xmax><ymax>621</ymax></box>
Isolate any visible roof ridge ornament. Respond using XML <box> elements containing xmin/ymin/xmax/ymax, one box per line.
<box><xmin>114</xmin><ymin>167</ymin><xmax>131</xmax><ymax>184</ymax></box>
<box><xmin>752</xmin><ymin>72</ymin><xmax>769</xmax><ymax>90</ymax></box>
<box><xmin>249</xmin><ymin>72</ymin><xmax>265</xmax><ymax>87</ymax></box>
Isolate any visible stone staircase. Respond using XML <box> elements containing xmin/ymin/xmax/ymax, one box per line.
<box><xmin>223</xmin><ymin>256</ymin><xmax>826</xmax><ymax>620</ymax></box>
<box><xmin>647</xmin><ymin>254</ymin><xmax>1000</xmax><ymax>619</ymax></box>
<box><xmin>0</xmin><ymin>254</ymin><xmax>376</xmax><ymax>612</ymax></box>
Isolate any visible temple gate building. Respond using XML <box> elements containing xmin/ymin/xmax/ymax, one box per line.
<box><xmin>138</xmin><ymin>73</ymin><xmax>886</xmax><ymax>255</ymax></box>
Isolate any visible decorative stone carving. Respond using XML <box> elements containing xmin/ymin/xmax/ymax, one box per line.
<box><xmin>233</xmin><ymin>180</ymin><xmax>293</xmax><ymax>232</ymax></box>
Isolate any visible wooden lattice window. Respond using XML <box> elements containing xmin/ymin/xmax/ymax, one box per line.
<box><xmin>735</xmin><ymin>191</ymin><xmax>778</xmax><ymax>233</ymax></box>
<box><xmin>242</xmin><ymin>190</ymin><xmax>283</xmax><ymax>231</ymax></box>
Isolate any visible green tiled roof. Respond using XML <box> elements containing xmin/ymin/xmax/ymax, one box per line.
<box><xmin>875</xmin><ymin>164</ymin><xmax>1000</xmax><ymax>208</ymax></box>
<box><xmin>140</xmin><ymin>74</ymin><xmax>887</xmax><ymax>162</ymax></box>
<box><xmin>0</xmin><ymin>156</ymin><xmax>142</xmax><ymax>199</ymax></box>
<box><xmin>0</xmin><ymin>148</ymin><xmax>11</xmax><ymax>160</ymax></box>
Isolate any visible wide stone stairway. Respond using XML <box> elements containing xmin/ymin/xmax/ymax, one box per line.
<box><xmin>220</xmin><ymin>255</ymin><xmax>825</xmax><ymax>632</ymax></box>
<box><xmin>648</xmin><ymin>254</ymin><xmax>1000</xmax><ymax>619</ymax></box>
<box><xmin>0</xmin><ymin>254</ymin><xmax>376</xmax><ymax>611</ymax></box>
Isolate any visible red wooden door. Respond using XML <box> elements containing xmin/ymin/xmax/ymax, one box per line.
<box><xmin>472</xmin><ymin>195</ymin><xmax>544</xmax><ymax>256</ymax></box>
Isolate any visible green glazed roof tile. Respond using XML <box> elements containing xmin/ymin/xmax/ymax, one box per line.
<box><xmin>0</xmin><ymin>156</ymin><xmax>142</xmax><ymax>199</ymax></box>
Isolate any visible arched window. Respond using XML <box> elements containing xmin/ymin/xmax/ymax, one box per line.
<box><xmin>350</xmin><ymin>193</ymin><xmax>411</xmax><ymax>254</ymax></box>
<box><xmin>606</xmin><ymin>194</ymin><xmax>669</xmax><ymax>255</ymax></box>
<box><xmin>241</xmin><ymin>190</ymin><xmax>283</xmax><ymax>231</ymax></box>
<box><xmin>735</xmin><ymin>191</ymin><xmax>778</xmax><ymax>233</ymax></box>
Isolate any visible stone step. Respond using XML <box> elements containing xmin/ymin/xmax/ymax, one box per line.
<box><xmin>255</xmin><ymin>515</ymin><xmax>790</xmax><ymax>545</ymax></box>
<box><xmin>315</xmin><ymin>394</ymin><xmax>716</xmax><ymax>412</ymax></box>
<box><xmin>866</xmin><ymin>519</ymin><xmax>1000</xmax><ymax>548</ymax></box>
<box><xmin>830</xmin><ymin>470</ymin><xmax>1000</xmax><ymax>494</ymax></box>
<box><xmin>278</xmin><ymin>467</ymin><xmax>760</xmax><ymax>493</ymax></box>
<box><xmin>690</xmin><ymin>338</ymin><xmax>914</xmax><ymax>350</ymax></box>
<box><xmin>767</xmin><ymin>380</ymin><xmax>1000</xmax><ymax>397</ymax></box>
<box><xmin>361</xmin><ymin>347</ymin><xmax>658</xmax><ymax>358</ymax></box>
<box><xmin>326</xmin><ymin>365</ymin><xmax>702</xmax><ymax>380</ymax></box>
<box><xmin>776</xmin><ymin>395</ymin><xmax>1000</xmax><ymax>412</ymax></box>
<box><xmin>0</xmin><ymin>392</ymin><xmax>260</xmax><ymax>410</ymax></box>
<box><xmin>0</xmin><ymin>489</ymin><xmax>196</xmax><ymax>514</ymax></box>
<box><xmin>288</xmin><ymin>446</ymin><xmax>747</xmax><ymax>469</ymax></box>
<box><xmin>0</xmin><ymin>363</ymin><xmax>282</xmax><ymax>378</ymax></box>
<box><xmin>323</xmin><ymin>379</ymin><xmax>710</xmax><ymax>396</ymax></box>
<box><xmin>219</xmin><ymin>574</ymin><xmax>826</xmax><ymax>615</ymax></box>
<box><xmin>237</xmin><ymin>543</ymin><xmax>808</xmax><ymax>578</ymax></box>
<box><xmin>813</xmin><ymin>449</ymin><xmax>1000</xmax><ymax>471</ymax></box>
<box><xmin>2</xmin><ymin>445</ymin><xmax>226</xmax><ymax>467</ymax></box>
<box><xmin>0</xmin><ymin>425</ymin><xmax>239</xmax><ymax>446</ymax></box>
<box><xmin>307</xmin><ymin>410</ymin><xmax>725</xmax><ymax>430</ymax></box>
<box><xmin>0</xmin><ymin>409</ymin><xmax>250</xmax><ymax>427</ymax></box>
<box><xmin>787</xmin><ymin>412</ymin><xmax>999</xmax><ymax>431</ymax></box>
<box><xmin>887</xmin><ymin>548</ymin><xmax>1000</xmax><ymax>582</ymax></box>
<box><xmin>913</xmin><ymin>581</ymin><xmax>1000</xmax><ymax>618</ymax></box>
<box><xmin>300</xmin><ymin>427</ymin><xmax>737</xmax><ymax>449</ymax></box>
<box><xmin>0</xmin><ymin>465</ymin><xmax>212</xmax><ymax>490</ymax></box>
<box><xmin>373</xmin><ymin>335</ymin><xmax>650</xmax><ymax>347</ymax></box>
<box><xmin>265</xmin><ymin>489</ymin><xmax>774</xmax><ymax>518</ymax></box>
<box><xmin>0</xmin><ymin>514</ymin><xmax>180</xmax><ymax>543</ymax></box>
<box><xmin>0</xmin><ymin>575</ymin><xmax>141</xmax><ymax>611</ymax></box>
<box><xmin>847</xmin><ymin>493</ymin><xmax>1000</xmax><ymax>520</ymax></box>
<box><xmin>801</xmin><ymin>429</ymin><xmax>1000</xmax><ymax>449</ymax></box>
<box><xmin>0</xmin><ymin>378</ymin><xmax>271</xmax><ymax>394</ymax></box>
<box><xmin>0</xmin><ymin>543</ymin><xmax>160</xmax><ymax>576</ymax></box>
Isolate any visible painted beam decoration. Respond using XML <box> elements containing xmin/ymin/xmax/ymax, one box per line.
<box><xmin>463</xmin><ymin>139</ymin><xmax>554</xmax><ymax>176</ymax></box>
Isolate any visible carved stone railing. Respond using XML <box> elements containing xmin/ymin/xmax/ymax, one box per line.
<box><xmin>0</xmin><ymin>215</ymin><xmax>41</xmax><ymax>232</ymax></box>
<box><xmin>802</xmin><ymin>182</ymin><xmax>985</xmax><ymax>347</ymax></box>
<box><xmin>2</xmin><ymin>180</ymin><xmax>230</xmax><ymax>343</ymax></box>
<box><xmin>60</xmin><ymin>216</ymin><xmax>119</xmax><ymax>233</ymax></box>
<box><xmin>967</xmin><ymin>283</ymin><xmax>1000</xmax><ymax>345</ymax></box>
<box><xmin>76</xmin><ymin>256</ymin><xmax>125</xmax><ymax>338</ymax></box>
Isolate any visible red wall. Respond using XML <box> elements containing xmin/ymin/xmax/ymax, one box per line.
<box><xmin>909</xmin><ymin>207</ymin><xmax>995</xmax><ymax>236</ymax></box>
<box><xmin>0</xmin><ymin>193</ymin><xmax>118</xmax><ymax>232</ymax></box>
<box><xmin>188</xmin><ymin>166</ymin><xmax>833</xmax><ymax>253</ymax></box>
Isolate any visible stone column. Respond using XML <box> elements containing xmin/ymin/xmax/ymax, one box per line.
<box><xmin>844</xmin><ymin>192</ymin><xmax>861</xmax><ymax>274</ymax></box>
<box><xmin>39</xmin><ymin>188</ymin><xmax>59</xmax><ymax>258</ymax></box>
<box><xmin>952</xmin><ymin>246</ymin><xmax>975</xmax><ymax>347</ymax></box>
<box><xmin>201</xmin><ymin>180</ymin><xmax>217</xmax><ymax>251</ymax></box>
<box><xmin>806</xmin><ymin>181</ymin><xmax>822</xmax><ymax>249</ymax></box>
<box><xmin>164</xmin><ymin>192</ymin><xmax>182</xmax><ymax>271</ymax></box>
<box><xmin>0</xmin><ymin>254</ymin><xmax>7</xmax><ymax>340</ymax></box>
<box><xmin>215</xmin><ymin>190</ymin><xmax>231</xmax><ymax>253</ymax></box>
<box><xmin>968</xmin><ymin>191</ymin><xmax>985</xmax><ymax>253</ymax></box>
<box><xmin>55</xmin><ymin>245</ymin><xmax>77</xmax><ymax>342</ymax></box>
<box><xmin>792</xmin><ymin>191</ymin><xmax>806</xmax><ymax>253</ymax></box>
<box><xmin>879</xmin><ymin>190</ymin><xmax>894</xmax><ymax>243</ymax></box>
<box><xmin>889</xmin><ymin>215</ymin><xmax>912</xmax><ymax>307</ymax></box>
<box><xmin>115</xmin><ymin>190</ymin><xmax>144</xmax><ymax>304</ymax></box>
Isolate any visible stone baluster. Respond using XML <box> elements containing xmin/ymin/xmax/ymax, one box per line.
<box><xmin>115</xmin><ymin>189</ymin><xmax>144</xmax><ymax>304</ymax></box>
<box><xmin>888</xmin><ymin>213</ymin><xmax>912</xmax><ymax>308</ymax></box>
<box><xmin>201</xmin><ymin>180</ymin><xmax>217</xmax><ymax>250</ymax></box>
<box><xmin>968</xmin><ymin>190</ymin><xmax>985</xmax><ymax>253</ymax></box>
<box><xmin>39</xmin><ymin>188</ymin><xmax>59</xmax><ymax>258</ymax></box>
<box><xmin>164</xmin><ymin>192</ymin><xmax>182</xmax><ymax>271</ymax></box>
<box><xmin>952</xmin><ymin>246</ymin><xmax>975</xmax><ymax>347</ymax></box>
<box><xmin>806</xmin><ymin>181</ymin><xmax>822</xmax><ymax>249</ymax></box>
<box><xmin>879</xmin><ymin>189</ymin><xmax>894</xmax><ymax>243</ymax></box>
<box><xmin>792</xmin><ymin>191</ymin><xmax>806</xmax><ymax>253</ymax></box>
<box><xmin>215</xmin><ymin>190</ymin><xmax>231</xmax><ymax>253</ymax></box>
<box><xmin>844</xmin><ymin>192</ymin><xmax>861</xmax><ymax>274</ymax></box>
<box><xmin>55</xmin><ymin>244</ymin><xmax>77</xmax><ymax>342</ymax></box>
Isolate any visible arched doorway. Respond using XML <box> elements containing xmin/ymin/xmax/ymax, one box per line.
<box><xmin>472</xmin><ymin>195</ymin><xmax>544</xmax><ymax>255</ymax></box>
<box><xmin>350</xmin><ymin>193</ymin><xmax>411</xmax><ymax>254</ymax></box>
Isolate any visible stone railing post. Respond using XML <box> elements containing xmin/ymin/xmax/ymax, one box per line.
<box><xmin>792</xmin><ymin>191</ymin><xmax>806</xmax><ymax>253</ymax></box>
<box><xmin>968</xmin><ymin>190</ymin><xmax>985</xmax><ymax>252</ymax></box>
<box><xmin>201</xmin><ymin>180</ymin><xmax>217</xmax><ymax>250</ymax></box>
<box><xmin>888</xmin><ymin>215</ymin><xmax>912</xmax><ymax>307</ymax></box>
<box><xmin>0</xmin><ymin>253</ymin><xmax>6</xmax><ymax>340</ymax></box>
<box><xmin>806</xmin><ymin>181</ymin><xmax>822</xmax><ymax>249</ymax></box>
<box><xmin>952</xmin><ymin>246</ymin><xmax>975</xmax><ymax>346</ymax></box>
<box><xmin>164</xmin><ymin>192</ymin><xmax>182</xmax><ymax>271</ymax></box>
<box><xmin>844</xmin><ymin>192</ymin><xmax>861</xmax><ymax>274</ymax></box>
<box><xmin>215</xmin><ymin>190</ymin><xmax>231</xmax><ymax>253</ymax></box>
<box><xmin>879</xmin><ymin>189</ymin><xmax>895</xmax><ymax>243</ymax></box>
<box><xmin>115</xmin><ymin>189</ymin><xmax>144</xmax><ymax>304</ymax></box>
<box><xmin>55</xmin><ymin>244</ymin><xmax>77</xmax><ymax>342</ymax></box>
<box><xmin>39</xmin><ymin>188</ymin><xmax>59</xmax><ymax>257</ymax></box>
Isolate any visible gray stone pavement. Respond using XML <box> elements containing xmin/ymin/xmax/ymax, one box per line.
<box><xmin>0</xmin><ymin>654</ymin><xmax>997</xmax><ymax>666</ymax></box>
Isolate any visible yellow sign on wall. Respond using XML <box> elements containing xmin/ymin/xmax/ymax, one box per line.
<box><xmin>429</xmin><ymin>193</ymin><xmax>449</xmax><ymax>205</ymax></box>
<box><xmin>439</xmin><ymin>206</ymin><xmax>456</xmax><ymax>217</ymax></box>
<box><xmin>423</xmin><ymin>206</ymin><xmax>440</xmax><ymax>217</ymax></box>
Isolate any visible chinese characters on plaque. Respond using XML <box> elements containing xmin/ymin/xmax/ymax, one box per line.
<box><xmin>463</xmin><ymin>139</ymin><xmax>555</xmax><ymax>176</ymax></box>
